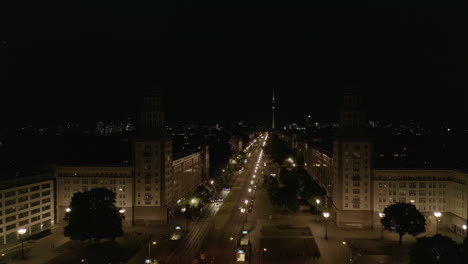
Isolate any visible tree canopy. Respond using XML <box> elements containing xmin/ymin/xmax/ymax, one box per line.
<box><xmin>380</xmin><ymin>202</ymin><xmax>426</xmax><ymax>245</ymax></box>
<box><xmin>264</xmin><ymin>167</ymin><xmax>325</xmax><ymax>211</ymax></box>
<box><xmin>263</xmin><ymin>133</ymin><xmax>295</xmax><ymax>165</ymax></box>
<box><xmin>64</xmin><ymin>188</ymin><xmax>123</xmax><ymax>243</ymax></box>
<box><xmin>409</xmin><ymin>234</ymin><xmax>462</xmax><ymax>264</ymax></box>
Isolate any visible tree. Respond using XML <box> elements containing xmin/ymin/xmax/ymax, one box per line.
<box><xmin>64</xmin><ymin>188</ymin><xmax>123</xmax><ymax>244</ymax></box>
<box><xmin>381</xmin><ymin>202</ymin><xmax>426</xmax><ymax>245</ymax></box>
<box><xmin>409</xmin><ymin>234</ymin><xmax>462</xmax><ymax>264</ymax></box>
<box><xmin>264</xmin><ymin>168</ymin><xmax>325</xmax><ymax>212</ymax></box>
<box><xmin>194</xmin><ymin>184</ymin><xmax>214</xmax><ymax>203</ymax></box>
<box><xmin>263</xmin><ymin>134</ymin><xmax>294</xmax><ymax>165</ymax></box>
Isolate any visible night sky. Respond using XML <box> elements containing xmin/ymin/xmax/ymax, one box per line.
<box><xmin>2</xmin><ymin>4</ymin><xmax>467</xmax><ymax>127</ymax></box>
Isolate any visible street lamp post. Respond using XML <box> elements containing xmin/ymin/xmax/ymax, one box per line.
<box><xmin>148</xmin><ymin>241</ymin><xmax>157</xmax><ymax>260</ymax></box>
<box><xmin>434</xmin><ymin>212</ymin><xmax>442</xmax><ymax>234</ymax></box>
<box><xmin>241</xmin><ymin>207</ymin><xmax>247</xmax><ymax>229</ymax></box>
<box><xmin>378</xmin><ymin>212</ymin><xmax>385</xmax><ymax>240</ymax></box>
<box><xmin>315</xmin><ymin>199</ymin><xmax>321</xmax><ymax>214</ymax></box>
<box><xmin>259</xmin><ymin>248</ymin><xmax>267</xmax><ymax>264</ymax></box>
<box><xmin>17</xmin><ymin>228</ymin><xmax>27</xmax><ymax>259</ymax></box>
<box><xmin>323</xmin><ymin>212</ymin><xmax>330</xmax><ymax>240</ymax></box>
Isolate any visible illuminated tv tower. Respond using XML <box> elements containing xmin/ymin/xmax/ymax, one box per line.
<box><xmin>272</xmin><ymin>89</ymin><xmax>276</xmax><ymax>130</ymax></box>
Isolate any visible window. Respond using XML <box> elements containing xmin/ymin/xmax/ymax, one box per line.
<box><xmin>19</xmin><ymin>204</ymin><xmax>28</xmax><ymax>210</ymax></box>
<box><xmin>82</xmin><ymin>179</ymin><xmax>88</xmax><ymax>184</ymax></box>
<box><xmin>145</xmin><ymin>200</ymin><xmax>151</xmax><ymax>205</ymax></box>
<box><xmin>352</xmin><ymin>152</ymin><xmax>361</xmax><ymax>159</ymax></box>
<box><xmin>19</xmin><ymin>219</ymin><xmax>29</xmax><ymax>226</ymax></box>
<box><xmin>409</xmin><ymin>182</ymin><xmax>416</xmax><ymax>188</ymax></box>
<box><xmin>31</xmin><ymin>201</ymin><xmax>40</xmax><ymax>207</ymax></box>
<box><xmin>42</xmin><ymin>212</ymin><xmax>51</xmax><ymax>218</ymax></box>
<box><xmin>409</xmin><ymin>190</ymin><xmax>416</xmax><ymax>196</ymax></box>
<box><xmin>6</xmin><ymin>216</ymin><xmax>16</xmax><ymax>222</ymax></box>
<box><xmin>31</xmin><ymin>216</ymin><xmax>40</xmax><ymax>222</ymax></box>
<box><xmin>42</xmin><ymin>190</ymin><xmax>50</xmax><ymax>196</ymax></box>
<box><xmin>42</xmin><ymin>205</ymin><xmax>51</xmax><ymax>211</ymax></box>
<box><xmin>19</xmin><ymin>212</ymin><xmax>29</xmax><ymax>218</ymax></box>
<box><xmin>18</xmin><ymin>196</ymin><xmax>28</xmax><ymax>202</ymax></box>
<box><xmin>353</xmin><ymin>203</ymin><xmax>360</xmax><ymax>209</ymax></box>
<box><xmin>399</xmin><ymin>182</ymin><xmax>406</xmax><ymax>188</ymax></box>
<box><xmin>419</xmin><ymin>190</ymin><xmax>426</xmax><ymax>196</ymax></box>
<box><xmin>91</xmin><ymin>179</ymin><xmax>97</xmax><ymax>184</ymax></box>
<box><xmin>18</xmin><ymin>188</ymin><xmax>28</xmax><ymax>194</ymax></box>
<box><xmin>5</xmin><ymin>199</ymin><xmax>16</xmax><ymax>206</ymax></box>
<box><xmin>145</xmin><ymin>178</ymin><xmax>151</xmax><ymax>184</ymax></box>
<box><xmin>42</xmin><ymin>183</ymin><xmax>51</xmax><ymax>189</ymax></box>
<box><xmin>352</xmin><ymin>189</ymin><xmax>360</xmax><ymax>194</ymax></box>
<box><xmin>6</xmin><ymin>224</ymin><xmax>16</xmax><ymax>231</ymax></box>
<box><xmin>30</xmin><ymin>193</ymin><xmax>40</xmax><ymax>199</ymax></box>
<box><xmin>353</xmin><ymin>181</ymin><xmax>360</xmax><ymax>187</ymax></box>
<box><xmin>30</xmin><ymin>185</ymin><xmax>40</xmax><ymax>192</ymax></box>
<box><xmin>5</xmin><ymin>191</ymin><xmax>16</xmax><ymax>197</ymax></box>
<box><xmin>31</xmin><ymin>208</ymin><xmax>40</xmax><ymax>214</ymax></box>
<box><xmin>83</xmin><ymin>186</ymin><xmax>88</xmax><ymax>191</ymax></box>
<box><xmin>420</xmin><ymin>183</ymin><xmax>426</xmax><ymax>188</ymax></box>
<box><xmin>419</xmin><ymin>197</ymin><xmax>426</xmax><ymax>203</ymax></box>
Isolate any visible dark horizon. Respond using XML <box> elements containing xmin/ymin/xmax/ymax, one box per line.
<box><xmin>3</xmin><ymin>5</ymin><xmax>468</xmax><ymax>127</ymax></box>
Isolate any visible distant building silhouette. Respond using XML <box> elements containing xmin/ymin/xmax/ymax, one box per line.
<box><xmin>54</xmin><ymin>87</ymin><xmax>209</xmax><ymax>225</ymax></box>
<box><xmin>286</xmin><ymin>89</ymin><xmax>467</xmax><ymax>236</ymax></box>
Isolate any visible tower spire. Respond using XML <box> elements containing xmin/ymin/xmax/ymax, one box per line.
<box><xmin>272</xmin><ymin>89</ymin><xmax>276</xmax><ymax>130</ymax></box>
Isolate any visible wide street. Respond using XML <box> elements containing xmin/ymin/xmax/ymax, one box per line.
<box><xmin>127</xmin><ymin>134</ymin><xmax>268</xmax><ymax>264</ymax></box>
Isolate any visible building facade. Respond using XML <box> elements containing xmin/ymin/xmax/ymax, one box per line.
<box><xmin>0</xmin><ymin>174</ymin><xmax>54</xmax><ymax>245</ymax></box>
<box><xmin>54</xmin><ymin>88</ymin><xmax>209</xmax><ymax>225</ymax></box>
<box><xmin>55</xmin><ymin>166</ymin><xmax>134</xmax><ymax>224</ymax></box>
<box><xmin>287</xmin><ymin>92</ymin><xmax>468</xmax><ymax>236</ymax></box>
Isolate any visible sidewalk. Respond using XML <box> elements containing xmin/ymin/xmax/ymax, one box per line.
<box><xmin>252</xmin><ymin>212</ymin><xmax>466</xmax><ymax>264</ymax></box>
<box><xmin>1</xmin><ymin>224</ymin><xmax>69</xmax><ymax>264</ymax></box>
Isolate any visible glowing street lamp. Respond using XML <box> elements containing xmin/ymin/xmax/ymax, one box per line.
<box><xmin>240</xmin><ymin>207</ymin><xmax>247</xmax><ymax>228</ymax></box>
<box><xmin>434</xmin><ymin>212</ymin><xmax>442</xmax><ymax>234</ymax></box>
<box><xmin>323</xmin><ymin>212</ymin><xmax>330</xmax><ymax>240</ymax></box>
<box><xmin>378</xmin><ymin>212</ymin><xmax>385</xmax><ymax>240</ymax></box>
<box><xmin>210</xmin><ymin>180</ymin><xmax>214</xmax><ymax>185</ymax></box>
<box><xmin>17</xmin><ymin>228</ymin><xmax>27</xmax><ymax>259</ymax></box>
<box><xmin>463</xmin><ymin>224</ymin><xmax>467</xmax><ymax>237</ymax></box>
<box><xmin>260</xmin><ymin>248</ymin><xmax>268</xmax><ymax>264</ymax></box>
<box><xmin>248</xmin><ymin>188</ymin><xmax>251</xmax><ymax>193</ymax></box>
<box><xmin>148</xmin><ymin>241</ymin><xmax>157</xmax><ymax>259</ymax></box>
<box><xmin>65</xmin><ymin>207</ymin><xmax>71</xmax><ymax>213</ymax></box>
